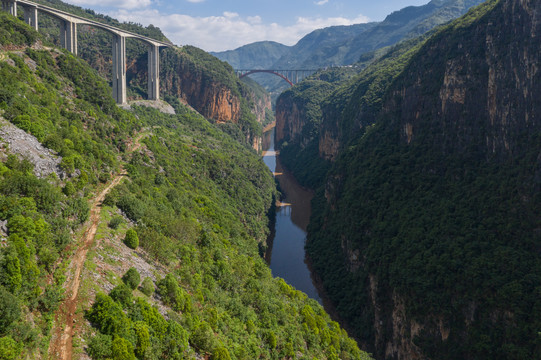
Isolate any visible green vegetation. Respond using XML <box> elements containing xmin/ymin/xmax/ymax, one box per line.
<box><xmin>122</xmin><ymin>268</ymin><xmax>141</xmax><ymax>290</ymax></box>
<box><xmin>123</xmin><ymin>229</ymin><xmax>139</xmax><ymax>249</ymax></box>
<box><xmin>276</xmin><ymin>0</ymin><xmax>541</xmax><ymax>358</ymax></box>
<box><xmin>139</xmin><ymin>278</ymin><xmax>154</xmax><ymax>297</ymax></box>
<box><xmin>0</xmin><ymin>13</ymin><xmax>368</xmax><ymax>360</ymax></box>
<box><xmin>0</xmin><ymin>12</ymin><xmax>141</xmax><ymax>356</ymax></box>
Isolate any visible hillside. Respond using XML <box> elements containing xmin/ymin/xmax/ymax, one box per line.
<box><xmin>0</xmin><ymin>11</ymin><xmax>370</xmax><ymax>360</ymax></box>
<box><xmin>276</xmin><ymin>0</ymin><xmax>541</xmax><ymax>358</ymax></box>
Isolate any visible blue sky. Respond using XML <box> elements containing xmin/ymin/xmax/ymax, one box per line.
<box><xmin>63</xmin><ymin>0</ymin><xmax>431</xmax><ymax>51</ymax></box>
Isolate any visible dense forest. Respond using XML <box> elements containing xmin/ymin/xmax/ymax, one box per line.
<box><xmin>276</xmin><ymin>0</ymin><xmax>541</xmax><ymax>359</ymax></box>
<box><xmin>0</xmin><ymin>8</ymin><xmax>369</xmax><ymax>360</ymax></box>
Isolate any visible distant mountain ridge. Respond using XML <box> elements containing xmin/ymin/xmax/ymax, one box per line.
<box><xmin>213</xmin><ymin>0</ymin><xmax>485</xmax><ymax>96</ymax></box>
<box><xmin>210</xmin><ymin>41</ymin><xmax>290</xmax><ymax>69</ymax></box>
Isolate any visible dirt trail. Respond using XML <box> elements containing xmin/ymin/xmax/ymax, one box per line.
<box><xmin>48</xmin><ymin>134</ymin><xmax>145</xmax><ymax>360</ymax></box>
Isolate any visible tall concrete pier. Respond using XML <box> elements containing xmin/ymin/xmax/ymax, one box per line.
<box><xmin>4</xmin><ymin>0</ymin><xmax>173</xmax><ymax>104</ymax></box>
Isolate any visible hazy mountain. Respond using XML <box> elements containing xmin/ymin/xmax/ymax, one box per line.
<box><xmin>210</xmin><ymin>41</ymin><xmax>290</xmax><ymax>69</ymax></box>
<box><xmin>213</xmin><ymin>0</ymin><xmax>485</xmax><ymax>97</ymax></box>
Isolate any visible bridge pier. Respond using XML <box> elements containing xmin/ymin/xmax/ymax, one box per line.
<box><xmin>112</xmin><ymin>34</ymin><xmax>127</xmax><ymax>104</ymax></box>
<box><xmin>2</xmin><ymin>0</ymin><xmax>17</xmax><ymax>16</ymax></box>
<box><xmin>60</xmin><ymin>20</ymin><xmax>77</xmax><ymax>55</ymax></box>
<box><xmin>23</xmin><ymin>5</ymin><xmax>38</xmax><ymax>31</ymax></box>
<box><xmin>147</xmin><ymin>44</ymin><xmax>160</xmax><ymax>100</ymax></box>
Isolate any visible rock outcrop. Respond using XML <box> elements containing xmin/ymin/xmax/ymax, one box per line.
<box><xmin>0</xmin><ymin>117</ymin><xmax>63</xmax><ymax>178</ymax></box>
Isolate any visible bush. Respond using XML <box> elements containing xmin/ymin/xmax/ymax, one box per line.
<box><xmin>87</xmin><ymin>333</ymin><xmax>112</xmax><ymax>360</ymax></box>
<box><xmin>157</xmin><ymin>274</ymin><xmax>190</xmax><ymax>312</ymax></box>
<box><xmin>62</xmin><ymin>182</ymin><xmax>76</xmax><ymax>196</ymax></box>
<box><xmin>0</xmin><ymin>336</ymin><xmax>20</xmax><ymax>360</ymax></box>
<box><xmin>211</xmin><ymin>347</ymin><xmax>231</xmax><ymax>360</ymax></box>
<box><xmin>111</xmin><ymin>337</ymin><xmax>135</xmax><ymax>360</ymax></box>
<box><xmin>140</xmin><ymin>277</ymin><xmax>154</xmax><ymax>297</ymax></box>
<box><xmin>123</xmin><ymin>229</ymin><xmax>139</xmax><ymax>249</ymax></box>
<box><xmin>109</xmin><ymin>284</ymin><xmax>133</xmax><ymax>307</ymax></box>
<box><xmin>122</xmin><ymin>268</ymin><xmax>140</xmax><ymax>290</ymax></box>
<box><xmin>109</xmin><ymin>215</ymin><xmax>124</xmax><ymax>230</ymax></box>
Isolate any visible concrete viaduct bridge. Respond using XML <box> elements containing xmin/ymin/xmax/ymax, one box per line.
<box><xmin>236</xmin><ymin>69</ymin><xmax>318</xmax><ymax>86</ymax></box>
<box><xmin>1</xmin><ymin>0</ymin><xmax>173</xmax><ymax>104</ymax></box>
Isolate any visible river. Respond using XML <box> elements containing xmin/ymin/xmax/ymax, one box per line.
<box><xmin>262</xmin><ymin>127</ymin><xmax>322</xmax><ymax>303</ymax></box>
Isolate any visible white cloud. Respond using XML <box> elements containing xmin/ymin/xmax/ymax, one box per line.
<box><xmin>315</xmin><ymin>0</ymin><xmax>329</xmax><ymax>5</ymax></box>
<box><xmin>108</xmin><ymin>9</ymin><xmax>370</xmax><ymax>51</ymax></box>
<box><xmin>246</xmin><ymin>15</ymin><xmax>261</xmax><ymax>24</ymax></box>
<box><xmin>66</xmin><ymin>0</ymin><xmax>152</xmax><ymax>10</ymax></box>
<box><xmin>223</xmin><ymin>11</ymin><xmax>239</xmax><ymax>19</ymax></box>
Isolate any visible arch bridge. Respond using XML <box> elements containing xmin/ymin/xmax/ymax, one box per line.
<box><xmin>2</xmin><ymin>0</ymin><xmax>173</xmax><ymax>104</ymax></box>
<box><xmin>236</xmin><ymin>69</ymin><xmax>318</xmax><ymax>86</ymax></box>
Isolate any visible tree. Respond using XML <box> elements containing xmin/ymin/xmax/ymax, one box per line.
<box><xmin>123</xmin><ymin>229</ymin><xmax>139</xmax><ymax>250</ymax></box>
<box><xmin>109</xmin><ymin>284</ymin><xmax>133</xmax><ymax>307</ymax></box>
<box><xmin>133</xmin><ymin>322</ymin><xmax>150</xmax><ymax>359</ymax></box>
<box><xmin>211</xmin><ymin>347</ymin><xmax>231</xmax><ymax>360</ymax></box>
<box><xmin>0</xmin><ymin>286</ymin><xmax>20</xmax><ymax>334</ymax></box>
<box><xmin>0</xmin><ymin>336</ymin><xmax>20</xmax><ymax>360</ymax></box>
<box><xmin>122</xmin><ymin>268</ymin><xmax>140</xmax><ymax>290</ymax></box>
<box><xmin>2</xmin><ymin>255</ymin><xmax>21</xmax><ymax>294</ymax></box>
<box><xmin>111</xmin><ymin>337</ymin><xmax>135</xmax><ymax>360</ymax></box>
<box><xmin>87</xmin><ymin>333</ymin><xmax>112</xmax><ymax>360</ymax></box>
<box><xmin>140</xmin><ymin>277</ymin><xmax>154</xmax><ymax>297</ymax></box>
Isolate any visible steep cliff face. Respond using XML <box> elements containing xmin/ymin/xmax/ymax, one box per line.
<box><xmin>307</xmin><ymin>1</ymin><xmax>541</xmax><ymax>359</ymax></box>
<box><xmin>275</xmin><ymin>94</ymin><xmax>303</xmax><ymax>144</ymax></box>
<box><xmin>275</xmin><ymin>75</ymin><xmax>349</xmax><ymax>147</ymax></box>
<box><xmin>385</xmin><ymin>0</ymin><xmax>541</xmax><ymax>158</ymax></box>
<box><xmin>251</xmin><ymin>92</ymin><xmax>272</xmax><ymax>125</ymax></box>
<box><xmin>129</xmin><ymin>47</ymin><xmax>242</xmax><ymax>123</ymax></box>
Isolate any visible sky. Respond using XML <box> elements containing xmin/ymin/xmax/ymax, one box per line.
<box><xmin>62</xmin><ymin>0</ymin><xmax>431</xmax><ymax>52</ymax></box>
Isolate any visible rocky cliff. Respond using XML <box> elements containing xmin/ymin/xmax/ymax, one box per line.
<box><xmin>306</xmin><ymin>0</ymin><xmax>541</xmax><ymax>359</ymax></box>
<box><xmin>158</xmin><ymin>48</ymin><xmax>241</xmax><ymax>122</ymax></box>
<box><xmin>384</xmin><ymin>0</ymin><xmax>540</xmax><ymax>158</ymax></box>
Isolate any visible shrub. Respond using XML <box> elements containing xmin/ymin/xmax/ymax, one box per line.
<box><xmin>140</xmin><ymin>277</ymin><xmax>154</xmax><ymax>297</ymax></box>
<box><xmin>109</xmin><ymin>284</ymin><xmax>133</xmax><ymax>307</ymax></box>
<box><xmin>157</xmin><ymin>274</ymin><xmax>189</xmax><ymax>312</ymax></box>
<box><xmin>122</xmin><ymin>268</ymin><xmax>140</xmax><ymax>290</ymax></box>
<box><xmin>111</xmin><ymin>337</ymin><xmax>135</xmax><ymax>360</ymax></box>
<box><xmin>123</xmin><ymin>229</ymin><xmax>139</xmax><ymax>249</ymax></box>
<box><xmin>0</xmin><ymin>336</ymin><xmax>20</xmax><ymax>360</ymax></box>
<box><xmin>62</xmin><ymin>182</ymin><xmax>76</xmax><ymax>196</ymax></box>
<box><xmin>211</xmin><ymin>347</ymin><xmax>231</xmax><ymax>360</ymax></box>
<box><xmin>109</xmin><ymin>215</ymin><xmax>124</xmax><ymax>230</ymax></box>
<box><xmin>87</xmin><ymin>333</ymin><xmax>112</xmax><ymax>360</ymax></box>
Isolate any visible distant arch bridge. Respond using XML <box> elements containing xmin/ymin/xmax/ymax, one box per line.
<box><xmin>236</xmin><ymin>69</ymin><xmax>318</xmax><ymax>86</ymax></box>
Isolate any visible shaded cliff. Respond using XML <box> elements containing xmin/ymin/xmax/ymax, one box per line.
<box><xmin>306</xmin><ymin>0</ymin><xmax>541</xmax><ymax>359</ymax></box>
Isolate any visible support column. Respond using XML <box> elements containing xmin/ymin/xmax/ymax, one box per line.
<box><xmin>3</xmin><ymin>0</ymin><xmax>16</xmax><ymax>16</ymax></box>
<box><xmin>147</xmin><ymin>44</ymin><xmax>160</xmax><ymax>100</ymax></box>
<box><xmin>112</xmin><ymin>34</ymin><xmax>127</xmax><ymax>104</ymax></box>
<box><xmin>24</xmin><ymin>5</ymin><xmax>38</xmax><ymax>31</ymax></box>
<box><xmin>60</xmin><ymin>20</ymin><xmax>77</xmax><ymax>55</ymax></box>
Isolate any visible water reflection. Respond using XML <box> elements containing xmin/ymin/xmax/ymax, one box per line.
<box><xmin>263</xmin><ymin>128</ymin><xmax>321</xmax><ymax>303</ymax></box>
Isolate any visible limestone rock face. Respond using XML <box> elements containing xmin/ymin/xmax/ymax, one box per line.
<box><xmin>162</xmin><ymin>68</ymin><xmax>241</xmax><ymax>123</ymax></box>
<box><xmin>385</xmin><ymin>0</ymin><xmax>541</xmax><ymax>159</ymax></box>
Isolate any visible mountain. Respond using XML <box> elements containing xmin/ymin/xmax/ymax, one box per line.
<box><xmin>213</xmin><ymin>0</ymin><xmax>485</xmax><ymax>98</ymax></box>
<box><xmin>0</xmin><ymin>6</ymin><xmax>369</xmax><ymax>360</ymax></box>
<box><xmin>275</xmin><ymin>0</ymin><xmax>541</xmax><ymax>358</ymax></box>
<box><xmin>210</xmin><ymin>41</ymin><xmax>290</xmax><ymax>69</ymax></box>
